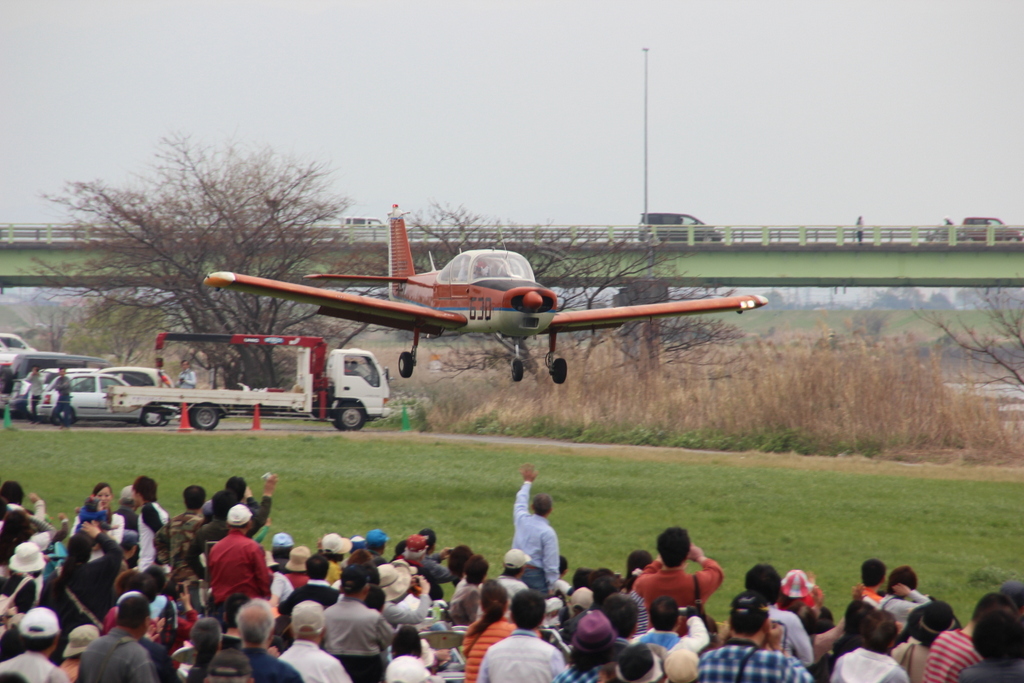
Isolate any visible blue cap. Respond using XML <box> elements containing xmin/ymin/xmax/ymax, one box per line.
<box><xmin>350</xmin><ymin>535</ymin><xmax>366</xmax><ymax>550</ymax></box>
<box><xmin>272</xmin><ymin>533</ymin><xmax>294</xmax><ymax>549</ymax></box>
<box><xmin>366</xmin><ymin>529</ymin><xmax>388</xmax><ymax>548</ymax></box>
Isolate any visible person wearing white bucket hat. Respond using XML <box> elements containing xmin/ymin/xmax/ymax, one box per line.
<box><xmin>1</xmin><ymin>541</ymin><xmax>46</xmax><ymax>616</ymax></box>
<box><xmin>378</xmin><ymin>562</ymin><xmax>432</xmax><ymax>628</ymax></box>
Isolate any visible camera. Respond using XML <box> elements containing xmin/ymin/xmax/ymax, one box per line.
<box><xmin>679</xmin><ymin>606</ymin><xmax>701</xmax><ymax>620</ymax></box>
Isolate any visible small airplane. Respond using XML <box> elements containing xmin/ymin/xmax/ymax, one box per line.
<box><xmin>204</xmin><ymin>206</ymin><xmax>768</xmax><ymax>384</ymax></box>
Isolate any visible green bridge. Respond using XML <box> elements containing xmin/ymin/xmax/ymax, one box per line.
<box><xmin>2</xmin><ymin>223</ymin><xmax>1023</xmax><ymax>289</ymax></box>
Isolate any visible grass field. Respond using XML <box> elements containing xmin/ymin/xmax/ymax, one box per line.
<box><xmin>4</xmin><ymin>429</ymin><xmax>1023</xmax><ymax>622</ymax></box>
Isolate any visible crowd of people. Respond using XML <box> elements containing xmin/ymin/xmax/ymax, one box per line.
<box><xmin>0</xmin><ymin>465</ymin><xmax>1020</xmax><ymax>683</ymax></box>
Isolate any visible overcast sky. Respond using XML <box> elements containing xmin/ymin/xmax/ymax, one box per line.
<box><xmin>3</xmin><ymin>1</ymin><xmax>1022</xmax><ymax>227</ymax></box>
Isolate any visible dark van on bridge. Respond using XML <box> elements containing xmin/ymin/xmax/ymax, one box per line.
<box><xmin>641</xmin><ymin>213</ymin><xmax>722</xmax><ymax>242</ymax></box>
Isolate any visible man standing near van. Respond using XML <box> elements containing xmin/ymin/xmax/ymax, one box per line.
<box><xmin>27</xmin><ymin>367</ymin><xmax>44</xmax><ymax>423</ymax></box>
<box><xmin>53</xmin><ymin>368</ymin><xmax>73</xmax><ymax>429</ymax></box>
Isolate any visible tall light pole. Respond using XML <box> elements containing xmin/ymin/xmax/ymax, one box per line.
<box><xmin>643</xmin><ymin>47</ymin><xmax>649</xmax><ymax>227</ymax></box>
<box><xmin>643</xmin><ymin>48</ymin><xmax>652</xmax><ymax>277</ymax></box>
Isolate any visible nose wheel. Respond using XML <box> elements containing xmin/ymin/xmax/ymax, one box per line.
<box><xmin>511</xmin><ymin>358</ymin><xmax>524</xmax><ymax>382</ymax></box>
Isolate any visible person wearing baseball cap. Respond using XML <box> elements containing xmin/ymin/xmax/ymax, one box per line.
<box><xmin>208</xmin><ymin>504</ymin><xmax>271</xmax><ymax>608</ymax></box>
<box><xmin>0</xmin><ymin>607</ymin><xmax>63</xmax><ymax>681</ymax></box>
<box><xmin>696</xmin><ymin>591</ymin><xmax>813</xmax><ymax>683</ymax></box>
<box><xmin>496</xmin><ymin>549</ymin><xmax>531</xmax><ymax>605</ymax></box>
<box><xmin>366</xmin><ymin>529</ymin><xmax>389</xmax><ymax>566</ymax></box>
<box><xmin>324</xmin><ymin>564</ymin><xmax>394</xmax><ymax>683</ymax></box>
<box><xmin>414</xmin><ymin>528</ymin><xmax>457</xmax><ymax>601</ymax></box>
<box><xmin>279</xmin><ymin>601</ymin><xmax>350</xmax><ymax>683</ymax></box>
<box><xmin>319</xmin><ymin>533</ymin><xmax>353</xmax><ymax>586</ymax></box>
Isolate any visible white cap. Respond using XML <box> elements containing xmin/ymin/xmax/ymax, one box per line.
<box><xmin>291</xmin><ymin>601</ymin><xmax>326</xmax><ymax>636</ymax></box>
<box><xmin>227</xmin><ymin>504</ymin><xmax>253</xmax><ymax>526</ymax></box>
<box><xmin>504</xmin><ymin>548</ymin><xmax>531</xmax><ymax>569</ymax></box>
<box><xmin>20</xmin><ymin>607</ymin><xmax>60</xmax><ymax>638</ymax></box>
<box><xmin>385</xmin><ymin>656</ymin><xmax>431</xmax><ymax>683</ymax></box>
<box><xmin>321</xmin><ymin>533</ymin><xmax>353</xmax><ymax>554</ymax></box>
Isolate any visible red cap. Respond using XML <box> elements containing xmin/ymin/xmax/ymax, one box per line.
<box><xmin>406</xmin><ymin>534</ymin><xmax>427</xmax><ymax>552</ymax></box>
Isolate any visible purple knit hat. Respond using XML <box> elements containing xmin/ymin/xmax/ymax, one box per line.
<box><xmin>571</xmin><ymin>610</ymin><xmax>616</xmax><ymax>653</ymax></box>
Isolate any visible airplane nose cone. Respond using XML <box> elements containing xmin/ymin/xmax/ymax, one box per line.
<box><xmin>523</xmin><ymin>290</ymin><xmax>544</xmax><ymax>311</ymax></box>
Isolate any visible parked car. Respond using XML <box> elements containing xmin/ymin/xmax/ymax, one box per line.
<box><xmin>641</xmin><ymin>213</ymin><xmax>722</xmax><ymax>242</ymax></box>
<box><xmin>958</xmin><ymin>217</ymin><xmax>1021</xmax><ymax>242</ymax></box>
<box><xmin>37</xmin><ymin>372</ymin><xmax>144</xmax><ymax>425</ymax></box>
<box><xmin>102</xmin><ymin>366</ymin><xmax>173</xmax><ymax>388</ymax></box>
<box><xmin>0</xmin><ymin>333</ymin><xmax>35</xmax><ymax>353</ymax></box>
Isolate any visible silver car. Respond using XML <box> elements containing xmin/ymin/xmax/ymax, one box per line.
<box><xmin>37</xmin><ymin>372</ymin><xmax>144</xmax><ymax>425</ymax></box>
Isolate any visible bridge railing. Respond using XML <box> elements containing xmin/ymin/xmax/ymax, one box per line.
<box><xmin>4</xmin><ymin>223</ymin><xmax>1023</xmax><ymax>247</ymax></box>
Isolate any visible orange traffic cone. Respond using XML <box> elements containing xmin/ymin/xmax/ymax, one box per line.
<box><xmin>178</xmin><ymin>402</ymin><xmax>193</xmax><ymax>432</ymax></box>
<box><xmin>251</xmin><ymin>403</ymin><xmax>262</xmax><ymax>431</ymax></box>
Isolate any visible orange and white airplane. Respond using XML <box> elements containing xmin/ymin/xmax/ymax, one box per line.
<box><xmin>204</xmin><ymin>206</ymin><xmax>767</xmax><ymax>383</ymax></box>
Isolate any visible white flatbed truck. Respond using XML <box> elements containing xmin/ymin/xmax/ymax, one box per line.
<box><xmin>107</xmin><ymin>332</ymin><xmax>390</xmax><ymax>430</ymax></box>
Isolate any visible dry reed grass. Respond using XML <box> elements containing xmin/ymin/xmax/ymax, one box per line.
<box><xmin>424</xmin><ymin>339</ymin><xmax>1017</xmax><ymax>457</ymax></box>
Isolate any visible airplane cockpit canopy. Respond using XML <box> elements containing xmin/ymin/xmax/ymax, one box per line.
<box><xmin>438</xmin><ymin>251</ymin><xmax>535</xmax><ymax>284</ymax></box>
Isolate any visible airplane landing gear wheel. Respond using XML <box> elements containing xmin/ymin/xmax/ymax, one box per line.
<box><xmin>511</xmin><ymin>358</ymin><xmax>524</xmax><ymax>382</ymax></box>
<box><xmin>398</xmin><ymin>351</ymin><xmax>415</xmax><ymax>378</ymax></box>
<box><xmin>549</xmin><ymin>357</ymin><xmax>567</xmax><ymax>384</ymax></box>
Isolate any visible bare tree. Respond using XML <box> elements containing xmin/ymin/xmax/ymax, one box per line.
<box><xmin>63</xmin><ymin>302</ymin><xmax>163</xmax><ymax>364</ymax></box>
<box><xmin>44</xmin><ymin>135</ymin><xmax>362</xmax><ymax>387</ymax></box>
<box><xmin>24</xmin><ymin>302</ymin><xmax>82</xmax><ymax>353</ymax></box>
<box><xmin>923</xmin><ymin>290</ymin><xmax>1024</xmax><ymax>387</ymax></box>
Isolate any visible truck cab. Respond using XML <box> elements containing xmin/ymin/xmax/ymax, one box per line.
<box><xmin>326</xmin><ymin>349</ymin><xmax>390</xmax><ymax>430</ymax></box>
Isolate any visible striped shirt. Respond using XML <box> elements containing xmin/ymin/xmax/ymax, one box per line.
<box><xmin>921</xmin><ymin>630</ymin><xmax>980</xmax><ymax>683</ymax></box>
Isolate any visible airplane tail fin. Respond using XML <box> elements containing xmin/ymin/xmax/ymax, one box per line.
<box><xmin>388</xmin><ymin>205</ymin><xmax>415</xmax><ymax>300</ymax></box>
<box><xmin>388</xmin><ymin>205</ymin><xmax>415</xmax><ymax>281</ymax></box>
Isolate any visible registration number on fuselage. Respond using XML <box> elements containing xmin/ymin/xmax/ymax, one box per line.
<box><xmin>468</xmin><ymin>297</ymin><xmax>493</xmax><ymax>321</ymax></box>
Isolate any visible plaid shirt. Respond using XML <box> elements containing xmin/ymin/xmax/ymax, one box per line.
<box><xmin>552</xmin><ymin>666</ymin><xmax>601</xmax><ymax>683</ymax></box>
<box><xmin>699</xmin><ymin>642</ymin><xmax>814</xmax><ymax>683</ymax></box>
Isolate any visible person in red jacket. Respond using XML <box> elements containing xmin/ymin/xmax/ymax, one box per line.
<box><xmin>208</xmin><ymin>504</ymin><xmax>271</xmax><ymax>609</ymax></box>
<box><xmin>632</xmin><ymin>526</ymin><xmax>724</xmax><ymax>618</ymax></box>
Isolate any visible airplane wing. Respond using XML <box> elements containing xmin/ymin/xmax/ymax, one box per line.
<box><xmin>204</xmin><ymin>272</ymin><xmax>467</xmax><ymax>335</ymax></box>
<box><xmin>303</xmin><ymin>274</ymin><xmax>409</xmax><ymax>285</ymax></box>
<box><xmin>548</xmin><ymin>294</ymin><xmax>767</xmax><ymax>333</ymax></box>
